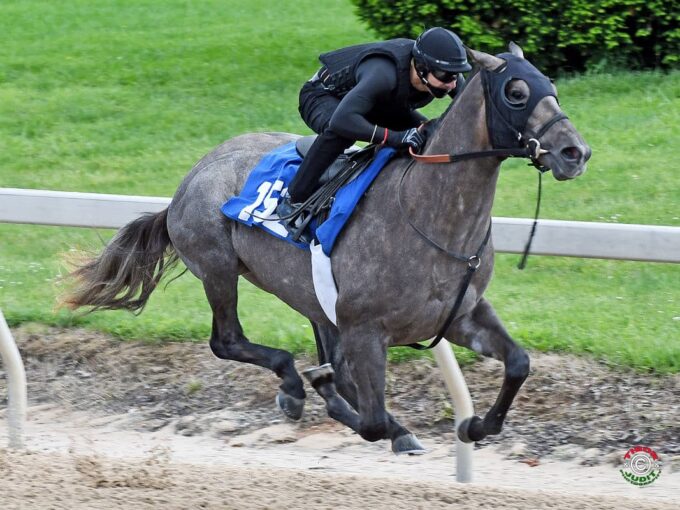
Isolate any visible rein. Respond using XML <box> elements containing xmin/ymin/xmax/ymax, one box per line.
<box><xmin>407</xmin><ymin>139</ymin><xmax>546</xmax><ymax>165</ymax></box>
<box><xmin>398</xmin><ymin>155</ymin><xmax>494</xmax><ymax>351</ymax></box>
<box><xmin>403</xmin><ymin>121</ymin><xmax>556</xmax><ymax>350</ymax></box>
<box><xmin>402</xmin><ymin>140</ymin><xmax>546</xmax><ymax>350</ymax></box>
<box><xmin>406</xmin><ymin>133</ymin><xmax>549</xmax><ymax>271</ymax></box>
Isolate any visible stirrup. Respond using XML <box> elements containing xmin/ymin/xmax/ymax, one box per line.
<box><xmin>291</xmin><ymin>212</ymin><xmax>313</xmax><ymax>242</ymax></box>
<box><xmin>276</xmin><ymin>198</ymin><xmax>302</xmax><ymax>222</ymax></box>
<box><xmin>277</xmin><ymin>199</ymin><xmax>312</xmax><ymax>243</ymax></box>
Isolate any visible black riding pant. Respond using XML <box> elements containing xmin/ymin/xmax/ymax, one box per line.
<box><xmin>287</xmin><ymin>80</ymin><xmax>354</xmax><ymax>202</ymax></box>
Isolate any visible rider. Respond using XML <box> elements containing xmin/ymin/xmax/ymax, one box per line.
<box><xmin>277</xmin><ymin>27</ymin><xmax>472</xmax><ymax>226</ymax></box>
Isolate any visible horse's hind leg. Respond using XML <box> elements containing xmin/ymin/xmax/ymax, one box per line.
<box><xmin>309</xmin><ymin>323</ymin><xmax>393</xmax><ymax>443</ymax></box>
<box><xmin>310</xmin><ymin>323</ymin><xmax>425</xmax><ymax>453</ymax></box>
<box><xmin>309</xmin><ymin>323</ymin><xmax>424</xmax><ymax>453</ymax></box>
<box><xmin>446</xmin><ymin>297</ymin><xmax>530</xmax><ymax>443</ymax></box>
<box><xmin>198</xmin><ymin>253</ymin><xmax>306</xmax><ymax>420</ymax></box>
<box><xmin>167</xmin><ymin>167</ymin><xmax>305</xmax><ymax>420</ymax></box>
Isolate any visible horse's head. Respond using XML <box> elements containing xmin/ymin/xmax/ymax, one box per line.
<box><xmin>468</xmin><ymin>43</ymin><xmax>591</xmax><ymax>180</ymax></box>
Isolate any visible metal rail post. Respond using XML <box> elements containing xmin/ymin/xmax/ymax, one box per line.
<box><xmin>0</xmin><ymin>309</ymin><xmax>26</xmax><ymax>448</ymax></box>
<box><xmin>432</xmin><ymin>341</ymin><xmax>474</xmax><ymax>483</ymax></box>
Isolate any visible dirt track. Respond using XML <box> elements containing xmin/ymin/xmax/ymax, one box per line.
<box><xmin>1</xmin><ymin>326</ymin><xmax>679</xmax><ymax>509</ymax></box>
<box><xmin>2</xmin><ymin>445</ymin><xmax>675</xmax><ymax>510</ymax></box>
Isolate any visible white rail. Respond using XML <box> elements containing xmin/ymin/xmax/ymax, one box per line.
<box><xmin>1</xmin><ymin>187</ymin><xmax>679</xmax><ymax>478</ymax></box>
<box><xmin>1</xmin><ymin>187</ymin><xmax>679</xmax><ymax>262</ymax></box>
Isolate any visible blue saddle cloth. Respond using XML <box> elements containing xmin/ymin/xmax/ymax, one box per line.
<box><xmin>221</xmin><ymin>142</ymin><xmax>396</xmax><ymax>256</ymax></box>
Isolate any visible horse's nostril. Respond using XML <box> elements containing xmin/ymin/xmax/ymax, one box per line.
<box><xmin>561</xmin><ymin>146</ymin><xmax>581</xmax><ymax>161</ymax></box>
<box><xmin>584</xmin><ymin>145</ymin><xmax>592</xmax><ymax>161</ymax></box>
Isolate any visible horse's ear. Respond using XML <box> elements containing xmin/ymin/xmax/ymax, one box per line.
<box><xmin>466</xmin><ymin>47</ymin><xmax>504</xmax><ymax>71</ymax></box>
<box><xmin>508</xmin><ymin>41</ymin><xmax>524</xmax><ymax>59</ymax></box>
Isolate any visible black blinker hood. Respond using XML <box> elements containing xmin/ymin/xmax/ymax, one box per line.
<box><xmin>482</xmin><ymin>53</ymin><xmax>557</xmax><ymax>150</ymax></box>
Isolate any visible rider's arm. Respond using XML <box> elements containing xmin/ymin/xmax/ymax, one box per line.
<box><xmin>407</xmin><ymin>109</ymin><xmax>428</xmax><ymax>127</ymax></box>
<box><xmin>328</xmin><ymin>57</ymin><xmax>403</xmax><ymax>145</ymax></box>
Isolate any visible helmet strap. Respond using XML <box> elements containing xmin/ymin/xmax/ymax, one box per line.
<box><xmin>417</xmin><ymin>68</ymin><xmax>449</xmax><ymax>98</ymax></box>
<box><xmin>413</xmin><ymin>58</ymin><xmax>449</xmax><ymax>98</ymax></box>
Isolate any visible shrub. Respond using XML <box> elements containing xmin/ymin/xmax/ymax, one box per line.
<box><xmin>350</xmin><ymin>0</ymin><xmax>679</xmax><ymax>73</ymax></box>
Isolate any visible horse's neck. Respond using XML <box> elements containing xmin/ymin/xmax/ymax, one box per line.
<box><xmin>405</xmin><ymin>74</ymin><xmax>499</xmax><ymax>247</ymax></box>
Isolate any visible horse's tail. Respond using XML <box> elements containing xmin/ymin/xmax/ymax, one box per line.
<box><xmin>61</xmin><ymin>209</ymin><xmax>178</xmax><ymax>313</ymax></box>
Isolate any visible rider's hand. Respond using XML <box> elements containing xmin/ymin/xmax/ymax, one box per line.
<box><xmin>393</xmin><ymin>127</ymin><xmax>426</xmax><ymax>153</ymax></box>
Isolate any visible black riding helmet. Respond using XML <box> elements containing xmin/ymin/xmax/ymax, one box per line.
<box><xmin>412</xmin><ymin>28</ymin><xmax>471</xmax><ymax>97</ymax></box>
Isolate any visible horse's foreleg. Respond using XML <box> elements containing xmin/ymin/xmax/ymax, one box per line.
<box><xmin>311</xmin><ymin>323</ymin><xmax>425</xmax><ymax>454</ymax></box>
<box><xmin>204</xmin><ymin>267</ymin><xmax>306</xmax><ymax>420</ymax></box>
<box><xmin>447</xmin><ymin>297</ymin><xmax>530</xmax><ymax>443</ymax></box>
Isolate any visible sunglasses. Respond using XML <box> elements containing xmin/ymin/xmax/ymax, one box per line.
<box><xmin>430</xmin><ymin>69</ymin><xmax>458</xmax><ymax>84</ymax></box>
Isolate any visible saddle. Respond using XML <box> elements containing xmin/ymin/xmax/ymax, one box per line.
<box><xmin>294</xmin><ymin>135</ymin><xmax>366</xmax><ymax>185</ymax></box>
<box><xmin>286</xmin><ymin>136</ymin><xmax>378</xmax><ymax>242</ymax></box>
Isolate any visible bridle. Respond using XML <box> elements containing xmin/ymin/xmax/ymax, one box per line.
<box><xmin>404</xmin><ymin>56</ymin><xmax>567</xmax><ymax>350</ymax></box>
<box><xmin>409</xmin><ymin>53</ymin><xmax>568</xmax><ymax>170</ymax></box>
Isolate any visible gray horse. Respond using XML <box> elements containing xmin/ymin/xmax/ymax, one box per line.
<box><xmin>64</xmin><ymin>44</ymin><xmax>590</xmax><ymax>454</ymax></box>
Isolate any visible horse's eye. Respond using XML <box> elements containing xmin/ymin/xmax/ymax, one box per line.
<box><xmin>504</xmin><ymin>80</ymin><xmax>529</xmax><ymax>107</ymax></box>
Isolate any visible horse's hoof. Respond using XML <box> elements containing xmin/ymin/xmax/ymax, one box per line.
<box><xmin>275</xmin><ymin>390</ymin><xmax>305</xmax><ymax>421</ymax></box>
<box><xmin>457</xmin><ymin>416</ymin><xmax>486</xmax><ymax>443</ymax></box>
<box><xmin>392</xmin><ymin>433</ymin><xmax>427</xmax><ymax>456</ymax></box>
<box><xmin>301</xmin><ymin>363</ymin><xmax>334</xmax><ymax>388</ymax></box>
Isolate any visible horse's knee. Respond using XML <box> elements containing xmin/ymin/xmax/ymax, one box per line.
<box><xmin>359</xmin><ymin>418</ymin><xmax>389</xmax><ymax>443</ymax></box>
<box><xmin>506</xmin><ymin>348</ymin><xmax>530</xmax><ymax>383</ymax></box>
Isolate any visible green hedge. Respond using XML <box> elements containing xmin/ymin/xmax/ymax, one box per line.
<box><xmin>351</xmin><ymin>0</ymin><xmax>679</xmax><ymax>73</ymax></box>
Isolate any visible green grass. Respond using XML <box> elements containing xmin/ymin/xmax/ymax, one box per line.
<box><xmin>0</xmin><ymin>1</ymin><xmax>678</xmax><ymax>373</ymax></box>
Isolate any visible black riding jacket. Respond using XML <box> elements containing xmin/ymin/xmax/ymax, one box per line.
<box><xmin>316</xmin><ymin>39</ymin><xmax>457</xmax><ymax>145</ymax></box>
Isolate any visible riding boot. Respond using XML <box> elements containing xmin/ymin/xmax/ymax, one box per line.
<box><xmin>287</xmin><ymin>129</ymin><xmax>353</xmax><ymax>202</ymax></box>
<box><xmin>276</xmin><ymin>197</ymin><xmax>303</xmax><ymax>222</ymax></box>
<box><xmin>276</xmin><ymin>198</ymin><xmax>313</xmax><ymax>243</ymax></box>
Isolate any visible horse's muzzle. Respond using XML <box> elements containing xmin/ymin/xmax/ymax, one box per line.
<box><xmin>545</xmin><ymin>142</ymin><xmax>591</xmax><ymax>180</ymax></box>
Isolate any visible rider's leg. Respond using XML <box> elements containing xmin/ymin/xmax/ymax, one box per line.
<box><xmin>286</xmin><ymin>80</ymin><xmax>353</xmax><ymax>203</ymax></box>
<box><xmin>287</xmin><ymin>130</ymin><xmax>354</xmax><ymax>202</ymax></box>
<box><xmin>277</xmin><ymin>81</ymin><xmax>351</xmax><ymax>237</ymax></box>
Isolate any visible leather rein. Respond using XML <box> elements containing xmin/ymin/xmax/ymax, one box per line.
<box><xmin>403</xmin><ymin>113</ymin><xmax>566</xmax><ymax>351</ymax></box>
<box><xmin>407</xmin><ymin>136</ymin><xmax>550</xmax><ymax>165</ymax></box>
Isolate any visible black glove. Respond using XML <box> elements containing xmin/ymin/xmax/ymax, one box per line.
<box><xmin>395</xmin><ymin>127</ymin><xmax>426</xmax><ymax>153</ymax></box>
